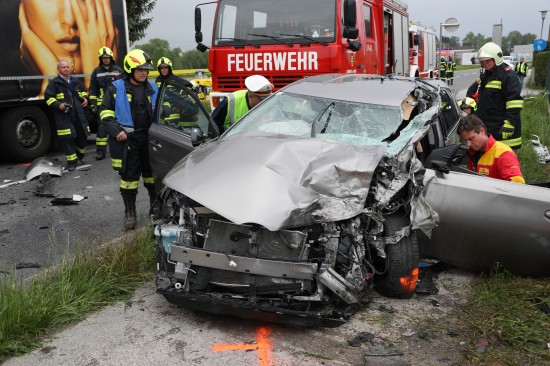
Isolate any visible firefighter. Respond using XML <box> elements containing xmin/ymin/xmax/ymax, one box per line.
<box><xmin>514</xmin><ymin>56</ymin><xmax>528</xmax><ymax>90</ymax></box>
<box><xmin>155</xmin><ymin>57</ymin><xmax>193</xmax><ymax>89</ymax></box>
<box><xmin>211</xmin><ymin>74</ymin><xmax>274</xmax><ymax>132</ymax></box>
<box><xmin>458</xmin><ymin>97</ymin><xmax>477</xmax><ymax>115</ymax></box>
<box><xmin>446</xmin><ymin>56</ymin><xmax>456</xmax><ymax>85</ymax></box>
<box><xmin>155</xmin><ymin>57</ymin><xmax>198</xmax><ymax>128</ymax></box>
<box><xmin>89</xmin><ymin>46</ymin><xmax>123</xmax><ymax>160</ymax></box>
<box><xmin>45</xmin><ymin>60</ymin><xmax>90</xmax><ymax>171</ymax></box>
<box><xmin>99</xmin><ymin>49</ymin><xmax>158</xmax><ymax>231</ymax></box>
<box><xmin>476</xmin><ymin>42</ymin><xmax>523</xmax><ymax>150</ymax></box>
<box><xmin>438</xmin><ymin>56</ymin><xmax>447</xmax><ymax>83</ymax></box>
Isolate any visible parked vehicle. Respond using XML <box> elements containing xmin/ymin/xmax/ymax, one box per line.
<box><xmin>194</xmin><ymin>0</ymin><xmax>411</xmax><ymax>106</ymax></box>
<box><xmin>409</xmin><ymin>22</ymin><xmax>438</xmax><ymax>78</ymax></box>
<box><xmin>502</xmin><ymin>55</ymin><xmax>516</xmax><ymax>69</ymax></box>
<box><xmin>0</xmin><ymin>0</ymin><xmax>128</xmax><ymax>163</ymax></box>
<box><xmin>148</xmin><ymin>74</ymin><xmax>550</xmax><ymax>327</ymax></box>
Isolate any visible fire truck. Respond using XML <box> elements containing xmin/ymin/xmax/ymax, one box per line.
<box><xmin>408</xmin><ymin>22</ymin><xmax>438</xmax><ymax>78</ymax></box>
<box><xmin>194</xmin><ymin>0</ymin><xmax>411</xmax><ymax>106</ymax></box>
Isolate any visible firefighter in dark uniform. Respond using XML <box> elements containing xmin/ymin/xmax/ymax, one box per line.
<box><xmin>99</xmin><ymin>49</ymin><xmax>158</xmax><ymax>231</ymax></box>
<box><xmin>476</xmin><ymin>42</ymin><xmax>523</xmax><ymax>150</ymax></box>
<box><xmin>89</xmin><ymin>47</ymin><xmax>123</xmax><ymax>160</ymax></box>
<box><xmin>154</xmin><ymin>57</ymin><xmax>198</xmax><ymax>128</ymax></box>
<box><xmin>446</xmin><ymin>56</ymin><xmax>456</xmax><ymax>85</ymax></box>
<box><xmin>45</xmin><ymin>59</ymin><xmax>90</xmax><ymax>171</ymax></box>
<box><xmin>438</xmin><ymin>56</ymin><xmax>447</xmax><ymax>83</ymax></box>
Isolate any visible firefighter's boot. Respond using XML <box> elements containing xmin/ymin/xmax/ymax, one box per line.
<box><xmin>121</xmin><ymin>190</ymin><xmax>137</xmax><ymax>231</ymax></box>
<box><xmin>145</xmin><ymin>184</ymin><xmax>161</xmax><ymax>221</ymax></box>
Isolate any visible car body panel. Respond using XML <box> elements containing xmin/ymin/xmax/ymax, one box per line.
<box><xmin>420</xmin><ymin>168</ymin><xmax>550</xmax><ymax>277</ymax></box>
<box><xmin>163</xmin><ymin>131</ymin><xmax>386</xmax><ymax>231</ymax></box>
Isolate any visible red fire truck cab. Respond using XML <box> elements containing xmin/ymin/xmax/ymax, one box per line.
<box><xmin>195</xmin><ymin>0</ymin><xmax>411</xmax><ymax>105</ymax></box>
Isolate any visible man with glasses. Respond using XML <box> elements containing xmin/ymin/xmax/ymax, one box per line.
<box><xmin>212</xmin><ymin>74</ymin><xmax>273</xmax><ymax>132</ymax></box>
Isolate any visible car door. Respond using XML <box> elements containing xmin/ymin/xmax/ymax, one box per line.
<box><xmin>149</xmin><ymin>78</ymin><xmax>220</xmax><ymax>192</ymax></box>
<box><xmin>418</xmin><ymin>158</ymin><xmax>550</xmax><ymax>277</ymax></box>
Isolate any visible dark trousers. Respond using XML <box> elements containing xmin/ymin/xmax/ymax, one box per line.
<box><xmin>59</xmin><ymin>118</ymin><xmax>87</xmax><ymax>162</ymax></box>
<box><xmin>96</xmin><ymin>114</ymin><xmax>108</xmax><ymax>154</ymax></box>
<box><xmin>111</xmin><ymin>131</ymin><xmax>155</xmax><ymax>193</ymax></box>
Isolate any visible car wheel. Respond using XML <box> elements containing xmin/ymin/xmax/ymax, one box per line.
<box><xmin>374</xmin><ymin>211</ymin><xmax>419</xmax><ymax>299</ymax></box>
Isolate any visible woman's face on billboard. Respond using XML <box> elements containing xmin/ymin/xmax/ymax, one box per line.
<box><xmin>21</xmin><ymin>0</ymin><xmax>88</xmax><ymax>59</ymax></box>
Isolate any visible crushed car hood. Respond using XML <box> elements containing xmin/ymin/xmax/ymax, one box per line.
<box><xmin>163</xmin><ymin>132</ymin><xmax>386</xmax><ymax>230</ymax></box>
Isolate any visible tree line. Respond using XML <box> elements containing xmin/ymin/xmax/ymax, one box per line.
<box><xmin>441</xmin><ymin>31</ymin><xmax>537</xmax><ymax>54</ymax></box>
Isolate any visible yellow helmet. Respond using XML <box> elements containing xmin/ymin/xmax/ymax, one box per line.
<box><xmin>157</xmin><ymin>57</ymin><xmax>173</xmax><ymax>69</ymax></box>
<box><xmin>98</xmin><ymin>46</ymin><xmax>114</xmax><ymax>60</ymax></box>
<box><xmin>460</xmin><ymin>97</ymin><xmax>477</xmax><ymax>112</ymax></box>
<box><xmin>477</xmin><ymin>42</ymin><xmax>503</xmax><ymax>66</ymax></box>
<box><xmin>123</xmin><ymin>49</ymin><xmax>154</xmax><ymax>73</ymax></box>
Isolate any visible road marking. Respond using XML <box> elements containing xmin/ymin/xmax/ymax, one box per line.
<box><xmin>213</xmin><ymin>327</ymin><xmax>274</xmax><ymax>366</ymax></box>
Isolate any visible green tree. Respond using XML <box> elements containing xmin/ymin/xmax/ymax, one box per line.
<box><xmin>126</xmin><ymin>0</ymin><xmax>157</xmax><ymax>45</ymax></box>
<box><xmin>461</xmin><ymin>32</ymin><xmax>491</xmax><ymax>50</ymax></box>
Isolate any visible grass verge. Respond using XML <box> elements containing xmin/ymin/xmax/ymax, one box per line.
<box><xmin>0</xmin><ymin>228</ymin><xmax>156</xmax><ymax>362</ymax></box>
<box><xmin>458</xmin><ymin>93</ymin><xmax>550</xmax><ymax>365</ymax></box>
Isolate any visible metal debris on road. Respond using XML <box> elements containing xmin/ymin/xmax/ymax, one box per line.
<box><xmin>531</xmin><ymin>135</ymin><xmax>550</xmax><ymax>164</ymax></box>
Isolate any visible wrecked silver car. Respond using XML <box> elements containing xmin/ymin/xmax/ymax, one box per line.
<box><xmin>149</xmin><ymin>74</ymin><xmax>550</xmax><ymax>327</ymax></box>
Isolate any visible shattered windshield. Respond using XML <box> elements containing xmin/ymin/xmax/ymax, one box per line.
<box><xmin>225</xmin><ymin>91</ymin><xmax>427</xmax><ymax>154</ymax></box>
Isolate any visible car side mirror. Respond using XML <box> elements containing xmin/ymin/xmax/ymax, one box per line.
<box><xmin>191</xmin><ymin>127</ymin><xmax>205</xmax><ymax>147</ymax></box>
<box><xmin>425</xmin><ymin>144</ymin><xmax>467</xmax><ymax>174</ymax></box>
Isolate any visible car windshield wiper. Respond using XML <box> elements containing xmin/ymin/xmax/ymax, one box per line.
<box><xmin>311</xmin><ymin>102</ymin><xmax>335</xmax><ymax>137</ymax></box>
<box><xmin>217</xmin><ymin>38</ymin><xmax>260</xmax><ymax>48</ymax></box>
<box><xmin>248</xmin><ymin>33</ymin><xmax>293</xmax><ymax>47</ymax></box>
<box><xmin>278</xmin><ymin>33</ymin><xmax>328</xmax><ymax>46</ymax></box>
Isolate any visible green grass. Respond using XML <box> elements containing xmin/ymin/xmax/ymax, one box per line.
<box><xmin>516</xmin><ymin>92</ymin><xmax>550</xmax><ymax>183</ymax></box>
<box><xmin>0</xmin><ymin>228</ymin><xmax>156</xmax><ymax>361</ymax></box>
<box><xmin>458</xmin><ymin>94</ymin><xmax>550</xmax><ymax>365</ymax></box>
<box><xmin>459</xmin><ymin>270</ymin><xmax>550</xmax><ymax>365</ymax></box>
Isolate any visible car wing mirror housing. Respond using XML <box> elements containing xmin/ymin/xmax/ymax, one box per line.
<box><xmin>425</xmin><ymin>144</ymin><xmax>467</xmax><ymax>174</ymax></box>
<box><xmin>191</xmin><ymin>127</ymin><xmax>206</xmax><ymax>147</ymax></box>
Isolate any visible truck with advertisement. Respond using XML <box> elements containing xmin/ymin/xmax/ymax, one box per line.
<box><xmin>0</xmin><ymin>0</ymin><xmax>128</xmax><ymax>163</ymax></box>
<box><xmin>408</xmin><ymin>22</ymin><xmax>438</xmax><ymax>78</ymax></box>
<box><xmin>194</xmin><ymin>0</ymin><xmax>410</xmax><ymax>106</ymax></box>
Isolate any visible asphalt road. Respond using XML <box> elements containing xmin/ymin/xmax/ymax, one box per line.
<box><xmin>0</xmin><ymin>138</ymin><xmax>151</xmax><ymax>279</ymax></box>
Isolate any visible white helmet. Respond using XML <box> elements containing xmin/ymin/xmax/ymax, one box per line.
<box><xmin>477</xmin><ymin>42</ymin><xmax>504</xmax><ymax>66</ymax></box>
<box><xmin>245</xmin><ymin>75</ymin><xmax>273</xmax><ymax>96</ymax></box>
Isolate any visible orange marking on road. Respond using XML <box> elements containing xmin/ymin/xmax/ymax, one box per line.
<box><xmin>212</xmin><ymin>327</ymin><xmax>274</xmax><ymax>366</ymax></box>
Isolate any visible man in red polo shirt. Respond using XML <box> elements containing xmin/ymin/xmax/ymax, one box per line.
<box><xmin>457</xmin><ymin>114</ymin><xmax>525</xmax><ymax>184</ymax></box>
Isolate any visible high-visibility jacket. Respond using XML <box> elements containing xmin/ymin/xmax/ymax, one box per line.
<box><xmin>467</xmin><ymin>135</ymin><xmax>525</xmax><ymax>183</ymax></box>
<box><xmin>224</xmin><ymin>89</ymin><xmax>250</xmax><ymax>129</ymax></box>
<box><xmin>476</xmin><ymin>64</ymin><xmax>524</xmax><ymax>149</ymax></box>
<box><xmin>514</xmin><ymin>62</ymin><xmax>528</xmax><ymax>77</ymax></box>
<box><xmin>100</xmin><ymin>78</ymin><xmax>158</xmax><ymax>132</ymax></box>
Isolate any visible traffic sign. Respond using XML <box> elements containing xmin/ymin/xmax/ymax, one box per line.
<box><xmin>533</xmin><ymin>39</ymin><xmax>547</xmax><ymax>51</ymax></box>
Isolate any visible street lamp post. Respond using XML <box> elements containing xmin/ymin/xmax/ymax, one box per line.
<box><xmin>540</xmin><ymin>10</ymin><xmax>548</xmax><ymax>39</ymax></box>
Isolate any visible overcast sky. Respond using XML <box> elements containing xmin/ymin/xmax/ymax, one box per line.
<box><xmin>139</xmin><ymin>0</ymin><xmax>550</xmax><ymax>51</ymax></box>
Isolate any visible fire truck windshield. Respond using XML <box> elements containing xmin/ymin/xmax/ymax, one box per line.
<box><xmin>214</xmin><ymin>0</ymin><xmax>337</xmax><ymax>46</ymax></box>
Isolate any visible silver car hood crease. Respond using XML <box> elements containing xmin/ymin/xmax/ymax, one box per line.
<box><xmin>163</xmin><ymin>131</ymin><xmax>386</xmax><ymax>231</ymax></box>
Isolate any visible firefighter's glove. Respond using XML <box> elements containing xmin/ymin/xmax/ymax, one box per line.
<box><xmin>499</xmin><ymin>121</ymin><xmax>515</xmax><ymax>140</ymax></box>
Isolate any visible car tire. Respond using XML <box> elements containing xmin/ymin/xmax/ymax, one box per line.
<box><xmin>0</xmin><ymin>106</ymin><xmax>52</xmax><ymax>163</ymax></box>
<box><xmin>374</xmin><ymin>211</ymin><xmax>419</xmax><ymax>299</ymax></box>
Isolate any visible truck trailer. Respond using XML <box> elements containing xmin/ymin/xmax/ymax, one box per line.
<box><xmin>0</xmin><ymin>0</ymin><xmax>129</xmax><ymax>163</ymax></box>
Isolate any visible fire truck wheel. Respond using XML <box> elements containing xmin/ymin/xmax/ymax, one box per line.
<box><xmin>374</xmin><ymin>211</ymin><xmax>419</xmax><ymax>299</ymax></box>
<box><xmin>0</xmin><ymin>106</ymin><xmax>51</xmax><ymax>163</ymax></box>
